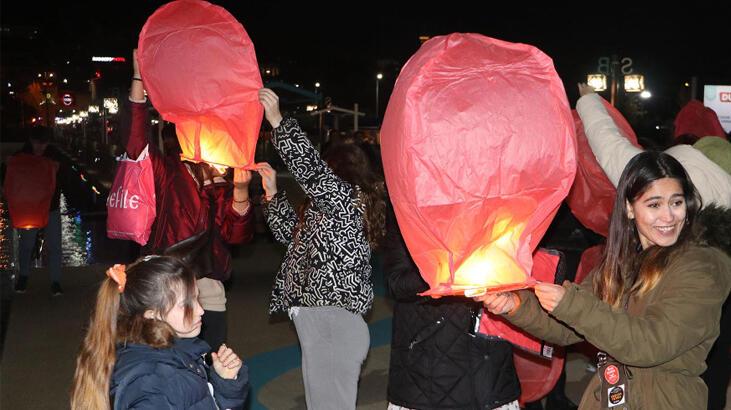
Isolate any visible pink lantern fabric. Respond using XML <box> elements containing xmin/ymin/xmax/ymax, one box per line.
<box><xmin>566</xmin><ymin>97</ymin><xmax>640</xmax><ymax>237</ymax></box>
<box><xmin>674</xmin><ymin>100</ymin><xmax>726</xmax><ymax>139</ymax></box>
<box><xmin>137</xmin><ymin>0</ymin><xmax>263</xmax><ymax>168</ymax></box>
<box><xmin>381</xmin><ymin>33</ymin><xmax>576</xmax><ymax>296</ymax></box>
<box><xmin>513</xmin><ymin>347</ymin><xmax>566</xmax><ymax>406</ymax></box>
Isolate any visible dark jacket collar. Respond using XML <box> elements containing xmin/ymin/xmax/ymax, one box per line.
<box><xmin>117</xmin><ymin>337</ymin><xmax>211</xmax><ymax>360</ymax></box>
<box><xmin>693</xmin><ymin>204</ymin><xmax>731</xmax><ymax>255</ymax></box>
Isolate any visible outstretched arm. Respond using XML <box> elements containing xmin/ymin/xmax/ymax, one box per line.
<box><xmin>549</xmin><ymin>249</ymin><xmax>730</xmax><ymax>366</ymax></box>
<box><xmin>124</xmin><ymin>49</ymin><xmax>152</xmax><ymax>160</ymax></box>
<box><xmin>258</xmin><ymin>88</ymin><xmax>359</xmax><ymax>219</ymax></box>
<box><xmin>576</xmin><ymin>83</ymin><xmax>643</xmax><ymax>187</ymax></box>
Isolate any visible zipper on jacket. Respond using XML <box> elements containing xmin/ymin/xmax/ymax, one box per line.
<box><xmin>409</xmin><ymin>317</ymin><xmax>445</xmax><ymax>349</ymax></box>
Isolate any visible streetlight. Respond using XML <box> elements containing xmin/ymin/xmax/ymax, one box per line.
<box><xmin>376</xmin><ymin>73</ymin><xmax>383</xmax><ymax>120</ymax></box>
<box><xmin>314</xmin><ymin>82</ymin><xmax>321</xmax><ymax>106</ymax></box>
<box><xmin>623</xmin><ymin>75</ymin><xmax>645</xmax><ymax>93</ymax></box>
<box><xmin>585</xmin><ymin>72</ymin><xmax>645</xmax><ymax>105</ymax></box>
<box><xmin>587</xmin><ymin>74</ymin><xmax>607</xmax><ymax>91</ymax></box>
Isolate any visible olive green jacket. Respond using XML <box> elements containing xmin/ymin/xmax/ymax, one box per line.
<box><xmin>507</xmin><ymin>245</ymin><xmax>731</xmax><ymax>409</ymax></box>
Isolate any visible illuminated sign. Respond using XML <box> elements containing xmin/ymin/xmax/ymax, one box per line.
<box><xmin>704</xmin><ymin>85</ymin><xmax>731</xmax><ymax>133</ymax></box>
<box><xmin>62</xmin><ymin>93</ymin><xmax>74</xmax><ymax>106</ymax></box>
<box><xmin>91</xmin><ymin>56</ymin><xmax>126</xmax><ymax>63</ymax></box>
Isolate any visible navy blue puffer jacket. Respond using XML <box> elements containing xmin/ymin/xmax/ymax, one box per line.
<box><xmin>110</xmin><ymin>338</ymin><xmax>248</xmax><ymax>409</ymax></box>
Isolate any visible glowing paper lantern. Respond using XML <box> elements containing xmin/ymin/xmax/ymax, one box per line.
<box><xmin>137</xmin><ymin>0</ymin><xmax>263</xmax><ymax>168</ymax></box>
<box><xmin>674</xmin><ymin>100</ymin><xmax>726</xmax><ymax>139</ymax></box>
<box><xmin>3</xmin><ymin>153</ymin><xmax>58</xmax><ymax>229</ymax></box>
<box><xmin>381</xmin><ymin>33</ymin><xmax>576</xmax><ymax>296</ymax></box>
<box><xmin>566</xmin><ymin>97</ymin><xmax>641</xmax><ymax>236</ymax></box>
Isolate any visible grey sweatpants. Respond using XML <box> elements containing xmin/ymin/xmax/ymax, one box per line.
<box><xmin>291</xmin><ymin>306</ymin><xmax>370</xmax><ymax>410</ymax></box>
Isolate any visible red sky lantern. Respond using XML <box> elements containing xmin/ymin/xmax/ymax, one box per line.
<box><xmin>137</xmin><ymin>0</ymin><xmax>263</xmax><ymax>169</ymax></box>
<box><xmin>3</xmin><ymin>153</ymin><xmax>58</xmax><ymax>229</ymax></box>
<box><xmin>566</xmin><ymin>97</ymin><xmax>640</xmax><ymax>237</ymax></box>
<box><xmin>381</xmin><ymin>33</ymin><xmax>576</xmax><ymax>297</ymax></box>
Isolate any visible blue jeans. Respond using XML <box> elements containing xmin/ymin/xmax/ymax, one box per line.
<box><xmin>18</xmin><ymin>209</ymin><xmax>62</xmax><ymax>283</ymax></box>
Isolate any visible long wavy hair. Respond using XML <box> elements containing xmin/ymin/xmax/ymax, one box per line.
<box><xmin>296</xmin><ymin>140</ymin><xmax>386</xmax><ymax>248</ymax></box>
<box><xmin>593</xmin><ymin>151</ymin><xmax>701</xmax><ymax>308</ymax></box>
<box><xmin>70</xmin><ymin>256</ymin><xmax>197</xmax><ymax>409</ymax></box>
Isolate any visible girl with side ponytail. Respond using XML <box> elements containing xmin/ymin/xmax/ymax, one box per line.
<box><xmin>70</xmin><ymin>256</ymin><xmax>249</xmax><ymax>409</ymax></box>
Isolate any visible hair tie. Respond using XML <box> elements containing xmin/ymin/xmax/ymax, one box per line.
<box><xmin>106</xmin><ymin>264</ymin><xmax>127</xmax><ymax>293</ymax></box>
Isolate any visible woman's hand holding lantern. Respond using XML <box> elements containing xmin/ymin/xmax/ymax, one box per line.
<box><xmin>232</xmin><ymin>168</ymin><xmax>252</xmax><ymax>215</ymax></box>
<box><xmin>258</xmin><ymin>88</ymin><xmax>283</xmax><ymax>129</ymax></box>
<box><xmin>533</xmin><ymin>282</ymin><xmax>567</xmax><ymax>313</ymax></box>
<box><xmin>473</xmin><ymin>292</ymin><xmax>520</xmax><ymax>315</ymax></box>
<box><xmin>255</xmin><ymin>162</ymin><xmax>278</xmax><ymax>201</ymax></box>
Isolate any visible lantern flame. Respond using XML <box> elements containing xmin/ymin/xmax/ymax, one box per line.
<box><xmin>176</xmin><ymin>122</ymin><xmax>256</xmax><ymax>170</ymax></box>
<box><xmin>453</xmin><ymin>222</ymin><xmax>527</xmax><ymax>288</ymax></box>
<box><xmin>428</xmin><ymin>219</ymin><xmax>530</xmax><ymax>297</ymax></box>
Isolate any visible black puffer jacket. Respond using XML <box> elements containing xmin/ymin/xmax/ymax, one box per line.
<box><xmin>385</xmin><ymin>209</ymin><xmax>520</xmax><ymax>410</ymax></box>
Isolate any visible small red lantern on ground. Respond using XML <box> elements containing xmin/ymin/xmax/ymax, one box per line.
<box><xmin>137</xmin><ymin>0</ymin><xmax>263</xmax><ymax>169</ymax></box>
<box><xmin>381</xmin><ymin>33</ymin><xmax>576</xmax><ymax>297</ymax></box>
<box><xmin>3</xmin><ymin>153</ymin><xmax>58</xmax><ymax>229</ymax></box>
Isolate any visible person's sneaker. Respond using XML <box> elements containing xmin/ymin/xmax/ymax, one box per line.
<box><xmin>51</xmin><ymin>282</ymin><xmax>63</xmax><ymax>296</ymax></box>
<box><xmin>14</xmin><ymin>276</ymin><xmax>28</xmax><ymax>293</ymax></box>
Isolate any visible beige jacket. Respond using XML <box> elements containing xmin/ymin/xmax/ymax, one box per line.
<box><xmin>576</xmin><ymin>93</ymin><xmax>731</xmax><ymax>209</ymax></box>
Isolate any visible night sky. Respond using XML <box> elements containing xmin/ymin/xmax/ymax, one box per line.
<box><xmin>2</xmin><ymin>2</ymin><xmax>730</xmax><ymax>119</ymax></box>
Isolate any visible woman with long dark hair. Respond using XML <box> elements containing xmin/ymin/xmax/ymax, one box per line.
<box><xmin>477</xmin><ymin>151</ymin><xmax>730</xmax><ymax>409</ymax></box>
<box><xmin>256</xmin><ymin>88</ymin><xmax>385</xmax><ymax>409</ymax></box>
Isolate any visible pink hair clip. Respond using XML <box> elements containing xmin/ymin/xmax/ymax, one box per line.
<box><xmin>106</xmin><ymin>264</ymin><xmax>127</xmax><ymax>293</ymax></box>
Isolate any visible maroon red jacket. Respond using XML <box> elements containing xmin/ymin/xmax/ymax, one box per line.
<box><xmin>125</xmin><ymin>102</ymin><xmax>253</xmax><ymax>281</ymax></box>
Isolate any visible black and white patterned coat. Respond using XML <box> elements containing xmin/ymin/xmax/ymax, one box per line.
<box><xmin>264</xmin><ymin>118</ymin><xmax>374</xmax><ymax>315</ymax></box>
